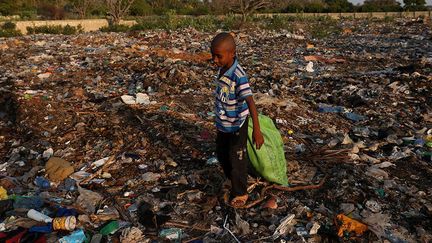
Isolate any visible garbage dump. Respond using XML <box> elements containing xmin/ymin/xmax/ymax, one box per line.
<box><xmin>0</xmin><ymin>18</ymin><xmax>431</xmax><ymax>242</ymax></box>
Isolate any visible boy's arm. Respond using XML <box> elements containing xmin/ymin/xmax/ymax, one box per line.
<box><xmin>245</xmin><ymin>96</ymin><xmax>264</xmax><ymax>149</ymax></box>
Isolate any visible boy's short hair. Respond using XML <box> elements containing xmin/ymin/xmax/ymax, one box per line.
<box><xmin>211</xmin><ymin>32</ymin><xmax>236</xmax><ymax>52</ymax></box>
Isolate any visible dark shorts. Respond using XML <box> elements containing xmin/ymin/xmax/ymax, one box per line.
<box><xmin>216</xmin><ymin>118</ymin><xmax>249</xmax><ymax>196</ymax></box>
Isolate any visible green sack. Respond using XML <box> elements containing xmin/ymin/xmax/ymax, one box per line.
<box><xmin>247</xmin><ymin>114</ymin><xmax>289</xmax><ymax>185</ymax></box>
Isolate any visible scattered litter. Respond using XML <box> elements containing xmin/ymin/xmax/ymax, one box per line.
<box><xmin>305</xmin><ymin>61</ymin><xmax>314</xmax><ymax>72</ymax></box>
<box><xmin>206</xmin><ymin>156</ymin><xmax>219</xmax><ymax>165</ymax></box>
<box><xmin>0</xmin><ymin>18</ymin><xmax>430</xmax><ymax>242</ymax></box>
<box><xmin>337</xmin><ymin>214</ymin><xmax>368</xmax><ymax>237</ymax></box>
<box><xmin>121</xmin><ymin>95</ymin><xmax>136</xmax><ymax>105</ymax></box>
<box><xmin>91</xmin><ymin>157</ymin><xmax>110</xmax><ymax>169</ymax></box>
<box><xmin>59</xmin><ymin>229</ymin><xmax>86</xmax><ymax>243</ymax></box>
<box><xmin>142</xmin><ymin>172</ymin><xmax>161</xmax><ymax>182</ymax></box>
<box><xmin>45</xmin><ymin>157</ymin><xmax>74</xmax><ymax>182</ymax></box>
<box><xmin>159</xmin><ymin>228</ymin><xmax>182</xmax><ymax>243</ymax></box>
<box><xmin>76</xmin><ymin>186</ymin><xmax>103</xmax><ymax>214</ymax></box>
<box><xmin>272</xmin><ymin>214</ymin><xmax>296</xmax><ymax>240</ymax></box>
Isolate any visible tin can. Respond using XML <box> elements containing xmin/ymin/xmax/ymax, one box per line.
<box><xmin>52</xmin><ymin>216</ymin><xmax>77</xmax><ymax>231</ymax></box>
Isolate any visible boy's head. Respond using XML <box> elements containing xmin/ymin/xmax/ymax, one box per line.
<box><xmin>210</xmin><ymin>32</ymin><xmax>236</xmax><ymax>68</ymax></box>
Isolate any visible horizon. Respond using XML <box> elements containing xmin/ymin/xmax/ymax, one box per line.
<box><xmin>349</xmin><ymin>0</ymin><xmax>432</xmax><ymax>5</ymax></box>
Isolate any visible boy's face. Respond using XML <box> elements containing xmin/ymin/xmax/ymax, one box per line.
<box><xmin>211</xmin><ymin>44</ymin><xmax>235</xmax><ymax>69</ymax></box>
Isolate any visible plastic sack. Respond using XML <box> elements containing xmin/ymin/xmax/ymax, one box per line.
<box><xmin>247</xmin><ymin>115</ymin><xmax>288</xmax><ymax>185</ymax></box>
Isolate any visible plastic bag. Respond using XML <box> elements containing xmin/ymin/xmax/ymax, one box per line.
<box><xmin>247</xmin><ymin>115</ymin><xmax>288</xmax><ymax>185</ymax></box>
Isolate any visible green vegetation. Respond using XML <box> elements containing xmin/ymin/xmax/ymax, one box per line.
<box><xmin>403</xmin><ymin>0</ymin><xmax>427</xmax><ymax>10</ymax></box>
<box><xmin>26</xmin><ymin>24</ymin><xmax>83</xmax><ymax>35</ymax></box>
<box><xmin>0</xmin><ymin>0</ymin><xmax>429</xmax><ymax>22</ymax></box>
<box><xmin>360</xmin><ymin>0</ymin><xmax>403</xmax><ymax>12</ymax></box>
<box><xmin>309</xmin><ymin>19</ymin><xmax>341</xmax><ymax>38</ymax></box>
<box><xmin>0</xmin><ymin>21</ymin><xmax>22</xmax><ymax>37</ymax></box>
<box><xmin>100</xmin><ymin>24</ymin><xmax>131</xmax><ymax>32</ymax></box>
<box><xmin>97</xmin><ymin>14</ymin><xmax>342</xmax><ymax>41</ymax></box>
<box><xmin>105</xmin><ymin>14</ymin><xmax>241</xmax><ymax>32</ymax></box>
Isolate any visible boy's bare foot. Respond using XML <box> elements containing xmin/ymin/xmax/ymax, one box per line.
<box><xmin>230</xmin><ymin>194</ymin><xmax>248</xmax><ymax>208</ymax></box>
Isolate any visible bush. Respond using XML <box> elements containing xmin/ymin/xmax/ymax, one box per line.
<box><xmin>19</xmin><ymin>9</ymin><xmax>38</xmax><ymax>20</ymax></box>
<box><xmin>381</xmin><ymin>15</ymin><xmax>394</xmax><ymax>22</ymax></box>
<box><xmin>99</xmin><ymin>24</ymin><xmax>131</xmax><ymax>32</ymax></box>
<box><xmin>131</xmin><ymin>14</ymin><xmax>247</xmax><ymax>32</ymax></box>
<box><xmin>0</xmin><ymin>22</ymin><xmax>22</xmax><ymax>37</ymax></box>
<box><xmin>220</xmin><ymin>14</ymin><xmax>243</xmax><ymax>30</ymax></box>
<box><xmin>63</xmin><ymin>24</ymin><xmax>83</xmax><ymax>35</ymax></box>
<box><xmin>27</xmin><ymin>24</ymin><xmax>83</xmax><ymax>35</ymax></box>
<box><xmin>0</xmin><ymin>29</ymin><xmax>22</xmax><ymax>37</ymax></box>
<box><xmin>130</xmin><ymin>0</ymin><xmax>153</xmax><ymax>16</ymax></box>
<box><xmin>131</xmin><ymin>17</ymin><xmax>165</xmax><ymax>31</ymax></box>
<box><xmin>261</xmin><ymin>15</ymin><xmax>294</xmax><ymax>30</ymax></box>
<box><xmin>2</xmin><ymin>21</ymin><xmax>16</xmax><ymax>30</ymax></box>
<box><xmin>309</xmin><ymin>20</ymin><xmax>341</xmax><ymax>39</ymax></box>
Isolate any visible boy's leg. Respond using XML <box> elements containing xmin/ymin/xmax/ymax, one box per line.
<box><xmin>228</xmin><ymin>118</ymin><xmax>249</xmax><ymax>197</ymax></box>
<box><xmin>216</xmin><ymin>131</ymin><xmax>231</xmax><ymax>179</ymax></box>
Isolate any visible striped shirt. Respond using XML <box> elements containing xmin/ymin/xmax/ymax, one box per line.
<box><xmin>214</xmin><ymin>59</ymin><xmax>253</xmax><ymax>133</ymax></box>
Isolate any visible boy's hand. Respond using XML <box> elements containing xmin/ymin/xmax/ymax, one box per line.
<box><xmin>253</xmin><ymin>129</ymin><xmax>264</xmax><ymax>149</ymax></box>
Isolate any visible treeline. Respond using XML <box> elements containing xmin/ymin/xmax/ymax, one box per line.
<box><xmin>0</xmin><ymin>0</ymin><xmax>429</xmax><ymax>20</ymax></box>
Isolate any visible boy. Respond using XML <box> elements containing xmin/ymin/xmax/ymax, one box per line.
<box><xmin>211</xmin><ymin>32</ymin><xmax>264</xmax><ymax>208</ymax></box>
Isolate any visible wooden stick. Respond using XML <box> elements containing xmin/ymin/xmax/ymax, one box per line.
<box><xmin>225</xmin><ymin>171</ymin><xmax>328</xmax><ymax>209</ymax></box>
<box><xmin>80</xmin><ymin>155</ymin><xmax>115</xmax><ymax>185</ymax></box>
<box><xmin>164</xmin><ymin>221</ymin><xmax>210</xmax><ymax>232</ymax></box>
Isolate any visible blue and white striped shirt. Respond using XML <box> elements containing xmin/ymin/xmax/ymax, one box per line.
<box><xmin>214</xmin><ymin>59</ymin><xmax>253</xmax><ymax>133</ymax></box>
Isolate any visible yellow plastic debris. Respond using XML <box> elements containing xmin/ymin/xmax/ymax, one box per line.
<box><xmin>337</xmin><ymin>214</ymin><xmax>368</xmax><ymax>237</ymax></box>
<box><xmin>0</xmin><ymin>186</ymin><xmax>8</xmax><ymax>200</ymax></box>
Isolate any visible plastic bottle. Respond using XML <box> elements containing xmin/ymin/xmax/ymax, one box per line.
<box><xmin>27</xmin><ymin>209</ymin><xmax>53</xmax><ymax>223</ymax></box>
<box><xmin>29</xmin><ymin>224</ymin><xmax>52</xmax><ymax>233</ymax></box>
<box><xmin>34</xmin><ymin>176</ymin><xmax>50</xmax><ymax>189</ymax></box>
<box><xmin>99</xmin><ymin>221</ymin><xmax>130</xmax><ymax>236</ymax></box>
<box><xmin>59</xmin><ymin>229</ymin><xmax>86</xmax><ymax>243</ymax></box>
<box><xmin>100</xmin><ymin>221</ymin><xmax>119</xmax><ymax>236</ymax></box>
<box><xmin>318</xmin><ymin>105</ymin><xmax>344</xmax><ymax>113</ymax></box>
<box><xmin>344</xmin><ymin>112</ymin><xmax>367</xmax><ymax>122</ymax></box>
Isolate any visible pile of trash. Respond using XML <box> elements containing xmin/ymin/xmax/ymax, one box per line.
<box><xmin>0</xmin><ymin>18</ymin><xmax>431</xmax><ymax>242</ymax></box>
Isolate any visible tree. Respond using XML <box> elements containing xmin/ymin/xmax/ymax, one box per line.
<box><xmin>0</xmin><ymin>0</ymin><xmax>18</xmax><ymax>16</ymax></box>
<box><xmin>130</xmin><ymin>0</ymin><xmax>153</xmax><ymax>16</ymax></box>
<box><xmin>305</xmin><ymin>0</ymin><xmax>326</xmax><ymax>13</ymax></box>
<box><xmin>209</xmin><ymin>0</ymin><xmax>233</xmax><ymax>15</ymax></box>
<box><xmin>71</xmin><ymin>0</ymin><xmax>92</xmax><ymax>18</ymax></box>
<box><xmin>324</xmin><ymin>0</ymin><xmax>353</xmax><ymax>12</ymax></box>
<box><xmin>283</xmin><ymin>0</ymin><xmax>305</xmax><ymax>13</ymax></box>
<box><xmin>105</xmin><ymin>0</ymin><xmax>135</xmax><ymax>26</ymax></box>
<box><xmin>282</xmin><ymin>0</ymin><xmax>326</xmax><ymax>13</ymax></box>
<box><xmin>231</xmin><ymin>0</ymin><xmax>271</xmax><ymax>21</ymax></box>
<box><xmin>361</xmin><ymin>0</ymin><xmax>402</xmax><ymax>12</ymax></box>
<box><xmin>38</xmin><ymin>0</ymin><xmax>67</xmax><ymax>19</ymax></box>
<box><xmin>403</xmin><ymin>0</ymin><xmax>426</xmax><ymax>10</ymax></box>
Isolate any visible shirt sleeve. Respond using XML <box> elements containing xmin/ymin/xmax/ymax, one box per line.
<box><xmin>236</xmin><ymin>76</ymin><xmax>253</xmax><ymax>100</ymax></box>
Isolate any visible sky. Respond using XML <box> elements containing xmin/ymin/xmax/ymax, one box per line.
<box><xmin>349</xmin><ymin>0</ymin><xmax>432</xmax><ymax>5</ymax></box>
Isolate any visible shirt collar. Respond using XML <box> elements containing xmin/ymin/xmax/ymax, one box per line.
<box><xmin>219</xmin><ymin>58</ymin><xmax>238</xmax><ymax>78</ymax></box>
